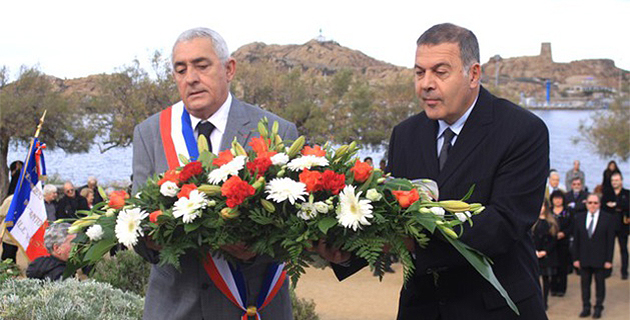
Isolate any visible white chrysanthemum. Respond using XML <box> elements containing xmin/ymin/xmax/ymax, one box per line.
<box><xmin>455</xmin><ymin>211</ymin><xmax>468</xmax><ymax>222</ymax></box>
<box><xmin>430</xmin><ymin>207</ymin><xmax>445</xmax><ymax>218</ymax></box>
<box><xmin>297</xmin><ymin>203</ymin><xmax>318</xmax><ymax>220</ymax></box>
<box><xmin>86</xmin><ymin>224</ymin><xmax>104</xmax><ymax>241</ymax></box>
<box><xmin>265</xmin><ymin>178</ymin><xmax>307</xmax><ymax>204</ymax></box>
<box><xmin>270</xmin><ymin>153</ymin><xmax>289</xmax><ymax>166</ymax></box>
<box><xmin>336</xmin><ymin>185</ymin><xmax>373</xmax><ymax>231</ymax></box>
<box><xmin>173</xmin><ymin>190</ymin><xmax>208</xmax><ymax>223</ymax></box>
<box><xmin>313</xmin><ymin>201</ymin><xmax>329</xmax><ymax>214</ymax></box>
<box><xmin>160</xmin><ymin>181</ymin><xmax>180</xmax><ymax>197</ymax></box>
<box><xmin>208</xmin><ymin>155</ymin><xmax>247</xmax><ymax>184</ymax></box>
<box><xmin>115</xmin><ymin>207</ymin><xmax>148</xmax><ymax>248</ymax></box>
<box><xmin>365</xmin><ymin>188</ymin><xmax>383</xmax><ymax>202</ymax></box>
<box><xmin>286</xmin><ymin>155</ymin><xmax>329</xmax><ymax>171</ymax></box>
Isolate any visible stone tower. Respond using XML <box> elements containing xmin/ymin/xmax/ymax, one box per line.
<box><xmin>540</xmin><ymin>42</ymin><xmax>553</xmax><ymax>62</ymax></box>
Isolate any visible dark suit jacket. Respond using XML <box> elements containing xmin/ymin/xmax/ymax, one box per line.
<box><xmin>345</xmin><ymin>87</ymin><xmax>548</xmax><ymax>320</ymax></box>
<box><xmin>565</xmin><ymin>190</ymin><xmax>588</xmax><ymax>216</ymax></box>
<box><xmin>601</xmin><ymin>188</ymin><xmax>629</xmax><ymax>234</ymax></box>
<box><xmin>573</xmin><ymin>211</ymin><xmax>615</xmax><ymax>268</ymax></box>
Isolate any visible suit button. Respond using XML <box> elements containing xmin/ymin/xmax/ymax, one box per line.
<box><xmin>201</xmin><ymin>283</ymin><xmax>210</xmax><ymax>290</ymax></box>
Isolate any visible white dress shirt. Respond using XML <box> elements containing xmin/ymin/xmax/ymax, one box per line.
<box><xmin>189</xmin><ymin>93</ymin><xmax>232</xmax><ymax>155</ymax></box>
<box><xmin>586</xmin><ymin>209</ymin><xmax>600</xmax><ymax>232</ymax></box>
<box><xmin>436</xmin><ymin>94</ymin><xmax>479</xmax><ymax>157</ymax></box>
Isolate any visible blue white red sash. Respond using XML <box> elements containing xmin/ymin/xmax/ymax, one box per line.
<box><xmin>159</xmin><ymin>103</ymin><xmax>287</xmax><ymax>319</ymax></box>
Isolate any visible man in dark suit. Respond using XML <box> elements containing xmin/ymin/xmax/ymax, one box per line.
<box><xmin>601</xmin><ymin>172</ymin><xmax>629</xmax><ymax>280</ymax></box>
<box><xmin>321</xmin><ymin>23</ymin><xmax>549</xmax><ymax>319</ymax></box>
<box><xmin>566</xmin><ymin>177</ymin><xmax>588</xmax><ymax>216</ymax></box>
<box><xmin>132</xmin><ymin>28</ymin><xmax>298</xmax><ymax>319</ymax></box>
<box><xmin>573</xmin><ymin>193</ymin><xmax>615</xmax><ymax>318</ymax></box>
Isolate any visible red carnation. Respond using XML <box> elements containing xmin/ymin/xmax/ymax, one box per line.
<box><xmin>247</xmin><ymin>156</ymin><xmax>273</xmax><ymax>178</ymax></box>
<box><xmin>350</xmin><ymin>159</ymin><xmax>373</xmax><ymax>183</ymax></box>
<box><xmin>179</xmin><ymin>161</ymin><xmax>203</xmax><ymax>182</ymax></box>
<box><xmin>109</xmin><ymin>190</ymin><xmax>129</xmax><ymax>209</ymax></box>
<box><xmin>177</xmin><ymin>184</ymin><xmax>198</xmax><ymax>199</ymax></box>
<box><xmin>158</xmin><ymin>169</ymin><xmax>181</xmax><ymax>186</ymax></box>
<box><xmin>321</xmin><ymin>170</ymin><xmax>346</xmax><ymax>195</ymax></box>
<box><xmin>221</xmin><ymin>176</ymin><xmax>255</xmax><ymax>208</ymax></box>
<box><xmin>392</xmin><ymin>189</ymin><xmax>420</xmax><ymax>208</ymax></box>
<box><xmin>302</xmin><ymin>145</ymin><xmax>326</xmax><ymax>157</ymax></box>
<box><xmin>299</xmin><ymin>169</ymin><xmax>323</xmax><ymax>193</ymax></box>
<box><xmin>149</xmin><ymin>210</ymin><xmax>163</xmax><ymax>224</ymax></box>
<box><xmin>213</xmin><ymin>150</ymin><xmax>234</xmax><ymax>167</ymax></box>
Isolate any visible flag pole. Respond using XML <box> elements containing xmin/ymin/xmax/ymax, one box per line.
<box><xmin>0</xmin><ymin>110</ymin><xmax>47</xmax><ymax>261</ymax></box>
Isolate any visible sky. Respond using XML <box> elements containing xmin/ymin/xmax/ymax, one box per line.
<box><xmin>2</xmin><ymin>0</ymin><xmax>628</xmax><ymax>81</ymax></box>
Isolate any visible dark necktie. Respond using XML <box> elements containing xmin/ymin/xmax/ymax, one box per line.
<box><xmin>439</xmin><ymin>128</ymin><xmax>455</xmax><ymax>171</ymax></box>
<box><xmin>197</xmin><ymin>121</ymin><xmax>215</xmax><ymax>152</ymax></box>
<box><xmin>587</xmin><ymin>213</ymin><xmax>595</xmax><ymax>238</ymax></box>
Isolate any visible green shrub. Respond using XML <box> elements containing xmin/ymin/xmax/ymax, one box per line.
<box><xmin>89</xmin><ymin>249</ymin><xmax>151</xmax><ymax>296</ymax></box>
<box><xmin>0</xmin><ymin>259</ymin><xmax>21</xmax><ymax>282</ymax></box>
<box><xmin>291</xmin><ymin>287</ymin><xmax>319</xmax><ymax>320</ymax></box>
<box><xmin>0</xmin><ymin>278</ymin><xmax>143</xmax><ymax>319</ymax></box>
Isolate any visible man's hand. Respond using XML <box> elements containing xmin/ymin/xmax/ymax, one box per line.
<box><xmin>222</xmin><ymin>243</ymin><xmax>256</xmax><ymax>261</ymax></box>
<box><xmin>573</xmin><ymin>261</ymin><xmax>580</xmax><ymax>269</ymax></box>
<box><xmin>606</xmin><ymin>201</ymin><xmax>616</xmax><ymax>208</ymax></box>
<box><xmin>557</xmin><ymin>231</ymin><xmax>565</xmax><ymax>240</ymax></box>
<box><xmin>604</xmin><ymin>262</ymin><xmax>612</xmax><ymax>269</ymax></box>
<box><xmin>536</xmin><ymin>251</ymin><xmax>547</xmax><ymax>258</ymax></box>
<box><xmin>624</xmin><ymin>217</ymin><xmax>630</xmax><ymax>225</ymax></box>
<box><xmin>310</xmin><ymin>239</ymin><xmax>351</xmax><ymax>265</ymax></box>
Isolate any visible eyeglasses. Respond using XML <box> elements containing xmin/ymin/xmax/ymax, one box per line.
<box><xmin>587</xmin><ymin>201</ymin><xmax>599</xmax><ymax>204</ymax></box>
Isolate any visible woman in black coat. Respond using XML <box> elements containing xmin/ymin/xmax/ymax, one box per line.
<box><xmin>602</xmin><ymin>160</ymin><xmax>621</xmax><ymax>200</ymax></box>
<box><xmin>532</xmin><ymin>199</ymin><xmax>559</xmax><ymax>310</ymax></box>
<box><xmin>549</xmin><ymin>190</ymin><xmax>573</xmax><ymax>296</ymax></box>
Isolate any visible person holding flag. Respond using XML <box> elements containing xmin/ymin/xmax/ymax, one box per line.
<box><xmin>1</xmin><ymin>112</ymin><xmax>50</xmax><ymax>264</ymax></box>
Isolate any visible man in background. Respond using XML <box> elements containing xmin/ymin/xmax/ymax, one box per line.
<box><xmin>78</xmin><ymin>176</ymin><xmax>103</xmax><ymax>205</ymax></box>
<box><xmin>573</xmin><ymin>193</ymin><xmax>615</xmax><ymax>318</ymax></box>
<box><xmin>566</xmin><ymin>160</ymin><xmax>586</xmax><ymax>192</ymax></box>
<box><xmin>26</xmin><ymin>223</ymin><xmax>75</xmax><ymax>281</ymax></box>
<box><xmin>546</xmin><ymin>170</ymin><xmax>565</xmax><ymax>200</ymax></box>
<box><xmin>56</xmin><ymin>182</ymin><xmax>88</xmax><ymax>219</ymax></box>
<box><xmin>601</xmin><ymin>172</ymin><xmax>629</xmax><ymax>280</ymax></box>
<box><xmin>566</xmin><ymin>177</ymin><xmax>588</xmax><ymax>217</ymax></box>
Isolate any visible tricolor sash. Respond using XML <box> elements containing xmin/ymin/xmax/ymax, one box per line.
<box><xmin>159</xmin><ymin>103</ymin><xmax>287</xmax><ymax>319</ymax></box>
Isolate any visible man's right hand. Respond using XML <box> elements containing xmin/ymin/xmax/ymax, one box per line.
<box><xmin>310</xmin><ymin>239</ymin><xmax>351</xmax><ymax>265</ymax></box>
<box><xmin>573</xmin><ymin>260</ymin><xmax>580</xmax><ymax>269</ymax></box>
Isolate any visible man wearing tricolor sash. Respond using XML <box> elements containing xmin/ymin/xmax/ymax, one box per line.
<box><xmin>132</xmin><ymin>28</ymin><xmax>298</xmax><ymax>319</ymax></box>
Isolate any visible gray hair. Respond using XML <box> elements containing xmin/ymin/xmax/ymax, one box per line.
<box><xmin>416</xmin><ymin>23</ymin><xmax>480</xmax><ymax>73</ymax></box>
<box><xmin>549</xmin><ymin>171</ymin><xmax>560</xmax><ymax>179</ymax></box>
<box><xmin>43</xmin><ymin>184</ymin><xmax>57</xmax><ymax>196</ymax></box>
<box><xmin>172</xmin><ymin>27</ymin><xmax>230</xmax><ymax>64</ymax></box>
<box><xmin>44</xmin><ymin>223</ymin><xmax>71</xmax><ymax>253</ymax></box>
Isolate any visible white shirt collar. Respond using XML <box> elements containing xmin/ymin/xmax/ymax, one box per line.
<box><xmin>587</xmin><ymin>209</ymin><xmax>600</xmax><ymax>226</ymax></box>
<box><xmin>437</xmin><ymin>93</ymin><xmax>478</xmax><ymax>140</ymax></box>
<box><xmin>189</xmin><ymin>93</ymin><xmax>232</xmax><ymax>136</ymax></box>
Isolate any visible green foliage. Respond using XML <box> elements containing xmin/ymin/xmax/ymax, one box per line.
<box><xmin>0</xmin><ymin>66</ymin><xmax>98</xmax><ymax>198</ymax></box>
<box><xmin>579</xmin><ymin>97</ymin><xmax>630</xmax><ymax>161</ymax></box>
<box><xmin>0</xmin><ymin>259</ymin><xmax>20</xmax><ymax>282</ymax></box>
<box><xmin>89</xmin><ymin>250</ymin><xmax>151</xmax><ymax>296</ymax></box>
<box><xmin>0</xmin><ymin>278</ymin><xmax>143</xmax><ymax>320</ymax></box>
<box><xmin>89</xmin><ymin>51</ymin><xmax>179</xmax><ymax>152</ymax></box>
<box><xmin>290</xmin><ymin>288</ymin><xmax>319</xmax><ymax>320</ymax></box>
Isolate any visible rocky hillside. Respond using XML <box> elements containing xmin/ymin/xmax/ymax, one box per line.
<box><xmin>232</xmin><ymin>39</ymin><xmax>412</xmax><ymax>82</ymax></box>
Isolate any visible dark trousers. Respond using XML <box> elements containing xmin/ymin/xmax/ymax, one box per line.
<box><xmin>1</xmin><ymin>243</ymin><xmax>18</xmax><ymax>262</ymax></box>
<box><xmin>580</xmin><ymin>267</ymin><xmax>606</xmax><ymax>310</ymax></box>
<box><xmin>551</xmin><ymin>243</ymin><xmax>570</xmax><ymax>293</ymax></box>
<box><xmin>615</xmin><ymin>230</ymin><xmax>628</xmax><ymax>276</ymax></box>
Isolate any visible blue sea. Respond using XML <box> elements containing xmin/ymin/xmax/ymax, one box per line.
<box><xmin>8</xmin><ymin>109</ymin><xmax>629</xmax><ymax>191</ymax></box>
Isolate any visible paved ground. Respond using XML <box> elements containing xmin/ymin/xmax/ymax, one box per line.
<box><xmin>295</xmin><ymin>243</ymin><xmax>630</xmax><ymax>320</ymax></box>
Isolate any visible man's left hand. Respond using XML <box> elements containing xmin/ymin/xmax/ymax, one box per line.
<box><xmin>604</xmin><ymin>262</ymin><xmax>612</xmax><ymax>269</ymax></box>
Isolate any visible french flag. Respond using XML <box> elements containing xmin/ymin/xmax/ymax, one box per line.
<box><xmin>3</xmin><ymin>138</ymin><xmax>49</xmax><ymax>261</ymax></box>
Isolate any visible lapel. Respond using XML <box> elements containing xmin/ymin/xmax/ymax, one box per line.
<box><xmin>220</xmin><ymin>97</ymin><xmax>254</xmax><ymax>151</ymax></box>
<box><xmin>418</xmin><ymin>115</ymin><xmax>439</xmax><ymax>179</ymax></box>
<box><xmin>437</xmin><ymin>87</ymin><xmax>494</xmax><ymax>186</ymax></box>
